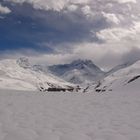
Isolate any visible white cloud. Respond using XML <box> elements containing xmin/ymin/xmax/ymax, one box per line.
<box><xmin>70</xmin><ymin>0</ymin><xmax>90</xmax><ymax>4</ymax></box>
<box><xmin>28</xmin><ymin>33</ymin><xmax>140</xmax><ymax>69</ymax></box>
<box><xmin>5</xmin><ymin>0</ymin><xmax>68</xmax><ymax>11</ymax></box>
<box><xmin>115</xmin><ymin>0</ymin><xmax>137</xmax><ymax>3</ymax></box>
<box><xmin>96</xmin><ymin>28</ymin><xmax>135</xmax><ymax>42</ymax></box>
<box><xmin>2</xmin><ymin>0</ymin><xmax>140</xmax><ymax>69</ymax></box>
<box><xmin>96</xmin><ymin>21</ymin><xmax>140</xmax><ymax>44</ymax></box>
<box><xmin>67</xmin><ymin>4</ymin><xmax>78</xmax><ymax>12</ymax></box>
<box><xmin>39</xmin><ymin>21</ymin><xmax>140</xmax><ymax>69</ymax></box>
<box><xmin>102</xmin><ymin>12</ymin><xmax>120</xmax><ymax>24</ymax></box>
<box><xmin>81</xmin><ymin>5</ymin><xmax>95</xmax><ymax>19</ymax></box>
<box><xmin>5</xmin><ymin>0</ymin><xmax>139</xmax><ymax>21</ymax></box>
<box><xmin>5</xmin><ymin>0</ymin><xmax>91</xmax><ymax>12</ymax></box>
<box><xmin>0</xmin><ymin>4</ymin><xmax>11</xmax><ymax>14</ymax></box>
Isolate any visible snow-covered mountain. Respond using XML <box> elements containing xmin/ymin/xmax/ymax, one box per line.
<box><xmin>0</xmin><ymin>57</ymin><xmax>139</xmax><ymax>92</ymax></box>
<box><xmin>105</xmin><ymin>60</ymin><xmax>138</xmax><ymax>77</ymax></box>
<box><xmin>88</xmin><ymin>60</ymin><xmax>140</xmax><ymax>92</ymax></box>
<box><xmin>0</xmin><ymin>58</ymin><xmax>74</xmax><ymax>91</ymax></box>
<box><xmin>49</xmin><ymin>59</ymin><xmax>105</xmax><ymax>84</ymax></box>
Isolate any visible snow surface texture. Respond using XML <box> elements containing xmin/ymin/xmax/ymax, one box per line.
<box><xmin>0</xmin><ymin>58</ymin><xmax>74</xmax><ymax>91</ymax></box>
<box><xmin>0</xmin><ymin>84</ymin><xmax>140</xmax><ymax>140</ymax></box>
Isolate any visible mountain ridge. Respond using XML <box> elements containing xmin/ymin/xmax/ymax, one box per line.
<box><xmin>49</xmin><ymin>59</ymin><xmax>105</xmax><ymax>84</ymax></box>
<box><xmin>0</xmin><ymin>58</ymin><xmax>75</xmax><ymax>91</ymax></box>
<box><xmin>87</xmin><ymin>60</ymin><xmax>140</xmax><ymax>92</ymax></box>
<box><xmin>0</xmin><ymin>57</ymin><xmax>139</xmax><ymax>92</ymax></box>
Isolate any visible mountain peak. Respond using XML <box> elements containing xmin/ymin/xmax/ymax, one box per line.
<box><xmin>70</xmin><ymin>59</ymin><xmax>102</xmax><ymax>72</ymax></box>
<box><xmin>16</xmin><ymin>57</ymin><xmax>31</xmax><ymax>69</ymax></box>
<box><xmin>49</xmin><ymin>59</ymin><xmax>104</xmax><ymax>84</ymax></box>
<box><xmin>71</xmin><ymin>59</ymin><xmax>93</xmax><ymax>65</ymax></box>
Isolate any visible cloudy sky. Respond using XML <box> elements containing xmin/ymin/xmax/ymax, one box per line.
<box><xmin>0</xmin><ymin>0</ymin><xmax>140</xmax><ymax>69</ymax></box>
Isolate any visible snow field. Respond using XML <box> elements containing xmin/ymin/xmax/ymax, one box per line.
<box><xmin>0</xmin><ymin>89</ymin><xmax>139</xmax><ymax>140</ymax></box>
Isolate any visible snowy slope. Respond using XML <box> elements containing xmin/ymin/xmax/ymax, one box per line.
<box><xmin>0</xmin><ymin>58</ymin><xmax>74</xmax><ymax>91</ymax></box>
<box><xmin>49</xmin><ymin>59</ymin><xmax>104</xmax><ymax>84</ymax></box>
<box><xmin>0</xmin><ymin>86</ymin><xmax>140</xmax><ymax>140</ymax></box>
<box><xmin>105</xmin><ymin>60</ymin><xmax>138</xmax><ymax>77</ymax></box>
<box><xmin>90</xmin><ymin>60</ymin><xmax>140</xmax><ymax>92</ymax></box>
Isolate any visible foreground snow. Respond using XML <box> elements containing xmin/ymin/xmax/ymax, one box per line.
<box><xmin>0</xmin><ymin>88</ymin><xmax>140</xmax><ymax>140</ymax></box>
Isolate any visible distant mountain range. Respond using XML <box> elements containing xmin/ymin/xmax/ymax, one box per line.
<box><xmin>0</xmin><ymin>57</ymin><xmax>139</xmax><ymax>92</ymax></box>
<box><xmin>0</xmin><ymin>57</ymin><xmax>74</xmax><ymax>91</ymax></box>
<box><xmin>48</xmin><ymin>59</ymin><xmax>105</xmax><ymax>84</ymax></box>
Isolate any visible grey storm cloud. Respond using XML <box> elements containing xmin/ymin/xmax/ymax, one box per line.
<box><xmin>2</xmin><ymin>0</ymin><xmax>140</xmax><ymax>37</ymax></box>
<box><xmin>0</xmin><ymin>0</ymin><xmax>140</xmax><ymax>68</ymax></box>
